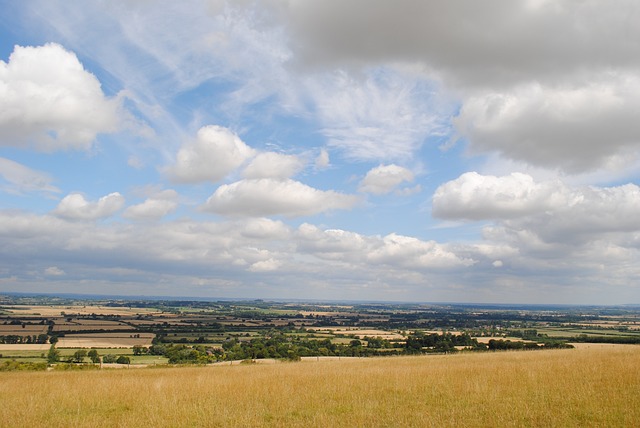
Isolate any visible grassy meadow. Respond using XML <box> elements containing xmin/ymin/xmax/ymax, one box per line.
<box><xmin>1</xmin><ymin>346</ymin><xmax>639</xmax><ymax>427</ymax></box>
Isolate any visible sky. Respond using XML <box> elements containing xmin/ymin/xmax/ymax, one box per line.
<box><xmin>1</xmin><ymin>1</ymin><xmax>640</xmax><ymax>305</ymax></box>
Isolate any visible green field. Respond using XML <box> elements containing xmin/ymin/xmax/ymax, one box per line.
<box><xmin>538</xmin><ymin>326</ymin><xmax>640</xmax><ymax>338</ymax></box>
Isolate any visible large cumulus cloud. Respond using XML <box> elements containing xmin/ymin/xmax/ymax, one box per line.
<box><xmin>359</xmin><ymin>164</ymin><xmax>416</xmax><ymax>195</ymax></box>
<box><xmin>434</xmin><ymin>172</ymin><xmax>640</xmax><ymax>245</ymax></box>
<box><xmin>284</xmin><ymin>1</ymin><xmax>640</xmax><ymax>86</ymax></box>
<box><xmin>123</xmin><ymin>189</ymin><xmax>178</xmax><ymax>221</ymax></box>
<box><xmin>0</xmin><ymin>43</ymin><xmax>122</xmax><ymax>151</ymax></box>
<box><xmin>203</xmin><ymin>178</ymin><xmax>360</xmax><ymax>217</ymax></box>
<box><xmin>0</xmin><ymin>212</ymin><xmax>478</xmax><ymax>299</ymax></box>
<box><xmin>454</xmin><ymin>77</ymin><xmax>640</xmax><ymax>172</ymax></box>
<box><xmin>281</xmin><ymin>1</ymin><xmax>640</xmax><ymax>173</ymax></box>
<box><xmin>165</xmin><ymin>126</ymin><xmax>255</xmax><ymax>183</ymax></box>
<box><xmin>53</xmin><ymin>192</ymin><xmax>125</xmax><ymax>221</ymax></box>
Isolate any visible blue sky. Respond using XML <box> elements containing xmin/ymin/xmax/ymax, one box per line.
<box><xmin>1</xmin><ymin>1</ymin><xmax>640</xmax><ymax>304</ymax></box>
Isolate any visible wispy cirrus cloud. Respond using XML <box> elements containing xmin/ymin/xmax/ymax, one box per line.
<box><xmin>0</xmin><ymin>157</ymin><xmax>60</xmax><ymax>195</ymax></box>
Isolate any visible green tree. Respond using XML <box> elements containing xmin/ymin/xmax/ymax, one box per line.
<box><xmin>72</xmin><ymin>349</ymin><xmax>88</xmax><ymax>363</ymax></box>
<box><xmin>132</xmin><ymin>345</ymin><xmax>146</xmax><ymax>355</ymax></box>
<box><xmin>47</xmin><ymin>345</ymin><xmax>60</xmax><ymax>364</ymax></box>
<box><xmin>149</xmin><ymin>344</ymin><xmax>167</xmax><ymax>355</ymax></box>
<box><xmin>87</xmin><ymin>349</ymin><xmax>100</xmax><ymax>363</ymax></box>
<box><xmin>102</xmin><ymin>354</ymin><xmax>117</xmax><ymax>363</ymax></box>
<box><xmin>116</xmin><ymin>355</ymin><xmax>130</xmax><ymax>364</ymax></box>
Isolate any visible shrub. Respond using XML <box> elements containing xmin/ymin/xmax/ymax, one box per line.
<box><xmin>0</xmin><ymin>360</ymin><xmax>47</xmax><ymax>371</ymax></box>
<box><xmin>102</xmin><ymin>354</ymin><xmax>117</xmax><ymax>363</ymax></box>
<box><xmin>52</xmin><ymin>363</ymin><xmax>99</xmax><ymax>371</ymax></box>
<box><xmin>116</xmin><ymin>356</ymin><xmax>131</xmax><ymax>364</ymax></box>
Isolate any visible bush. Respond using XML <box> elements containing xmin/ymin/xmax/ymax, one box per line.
<box><xmin>88</xmin><ymin>349</ymin><xmax>100</xmax><ymax>363</ymax></box>
<box><xmin>72</xmin><ymin>349</ymin><xmax>88</xmax><ymax>363</ymax></box>
<box><xmin>116</xmin><ymin>355</ymin><xmax>130</xmax><ymax>364</ymax></box>
<box><xmin>102</xmin><ymin>354</ymin><xmax>117</xmax><ymax>363</ymax></box>
<box><xmin>0</xmin><ymin>360</ymin><xmax>47</xmax><ymax>371</ymax></box>
<box><xmin>52</xmin><ymin>363</ymin><xmax>99</xmax><ymax>371</ymax></box>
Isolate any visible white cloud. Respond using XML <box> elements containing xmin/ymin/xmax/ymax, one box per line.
<box><xmin>0</xmin><ymin>211</ymin><xmax>476</xmax><ymax>278</ymax></box>
<box><xmin>434</xmin><ymin>172</ymin><xmax>640</xmax><ymax>245</ymax></box>
<box><xmin>280</xmin><ymin>2</ymin><xmax>640</xmax><ymax>173</ymax></box>
<box><xmin>433</xmin><ymin>172</ymin><xmax>566</xmax><ymax>220</ymax></box>
<box><xmin>53</xmin><ymin>192</ymin><xmax>125</xmax><ymax>220</ymax></box>
<box><xmin>123</xmin><ymin>189</ymin><xmax>178</xmax><ymax>220</ymax></box>
<box><xmin>285</xmin><ymin>1</ymin><xmax>640</xmax><ymax>87</ymax></box>
<box><xmin>509</xmin><ymin>184</ymin><xmax>640</xmax><ymax>246</ymax></box>
<box><xmin>395</xmin><ymin>184</ymin><xmax>422</xmax><ymax>197</ymax></box>
<box><xmin>454</xmin><ymin>76</ymin><xmax>640</xmax><ymax>172</ymax></box>
<box><xmin>367</xmin><ymin>233</ymin><xmax>475</xmax><ymax>269</ymax></box>
<box><xmin>295</xmin><ymin>224</ymin><xmax>473</xmax><ymax>269</ymax></box>
<box><xmin>248</xmin><ymin>258</ymin><xmax>282</xmax><ymax>272</ymax></box>
<box><xmin>0</xmin><ymin>157</ymin><xmax>60</xmax><ymax>195</ymax></box>
<box><xmin>310</xmin><ymin>68</ymin><xmax>450</xmax><ymax>162</ymax></box>
<box><xmin>296</xmin><ymin>223</ymin><xmax>370</xmax><ymax>260</ymax></box>
<box><xmin>358</xmin><ymin>164</ymin><xmax>414</xmax><ymax>195</ymax></box>
<box><xmin>2</xmin><ymin>207</ymin><xmax>639</xmax><ymax>303</ymax></box>
<box><xmin>44</xmin><ymin>266</ymin><xmax>65</xmax><ymax>276</ymax></box>
<box><xmin>240</xmin><ymin>218</ymin><xmax>290</xmax><ymax>240</ymax></box>
<box><xmin>242</xmin><ymin>152</ymin><xmax>304</xmax><ymax>179</ymax></box>
<box><xmin>127</xmin><ymin>156</ymin><xmax>144</xmax><ymax>169</ymax></box>
<box><xmin>315</xmin><ymin>148</ymin><xmax>330</xmax><ymax>169</ymax></box>
<box><xmin>0</xmin><ymin>43</ymin><xmax>121</xmax><ymax>151</ymax></box>
<box><xmin>203</xmin><ymin>178</ymin><xmax>360</xmax><ymax>217</ymax></box>
<box><xmin>165</xmin><ymin>126</ymin><xmax>255</xmax><ymax>183</ymax></box>
<box><xmin>21</xmin><ymin>3</ymin><xmax>640</xmax><ymax>176</ymax></box>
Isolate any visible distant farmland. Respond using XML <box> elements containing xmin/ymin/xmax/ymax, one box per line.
<box><xmin>55</xmin><ymin>333</ymin><xmax>155</xmax><ymax>348</ymax></box>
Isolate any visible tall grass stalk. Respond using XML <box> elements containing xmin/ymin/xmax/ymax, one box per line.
<box><xmin>0</xmin><ymin>347</ymin><xmax>638</xmax><ymax>427</ymax></box>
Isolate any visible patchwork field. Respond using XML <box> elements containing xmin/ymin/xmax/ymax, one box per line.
<box><xmin>567</xmin><ymin>342</ymin><xmax>635</xmax><ymax>350</ymax></box>
<box><xmin>51</xmin><ymin>320</ymin><xmax>135</xmax><ymax>333</ymax></box>
<box><xmin>56</xmin><ymin>333</ymin><xmax>155</xmax><ymax>348</ymax></box>
<box><xmin>312</xmin><ymin>327</ymin><xmax>404</xmax><ymax>340</ymax></box>
<box><xmin>0</xmin><ymin>325</ymin><xmax>48</xmax><ymax>335</ymax></box>
<box><xmin>474</xmin><ymin>336</ymin><xmax>531</xmax><ymax>343</ymax></box>
<box><xmin>1</xmin><ymin>347</ymin><xmax>638</xmax><ymax>427</ymax></box>
<box><xmin>2</xmin><ymin>305</ymin><xmax>159</xmax><ymax>317</ymax></box>
<box><xmin>0</xmin><ymin>344</ymin><xmax>50</xmax><ymax>352</ymax></box>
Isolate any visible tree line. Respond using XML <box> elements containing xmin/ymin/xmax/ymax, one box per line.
<box><xmin>143</xmin><ymin>331</ymin><xmax>572</xmax><ymax>364</ymax></box>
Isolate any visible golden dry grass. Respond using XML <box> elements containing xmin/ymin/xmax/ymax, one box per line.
<box><xmin>1</xmin><ymin>347</ymin><xmax>639</xmax><ymax>427</ymax></box>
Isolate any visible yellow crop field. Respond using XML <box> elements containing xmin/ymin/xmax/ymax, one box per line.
<box><xmin>52</xmin><ymin>322</ymin><xmax>135</xmax><ymax>333</ymax></box>
<box><xmin>0</xmin><ymin>344</ymin><xmax>50</xmax><ymax>352</ymax></box>
<box><xmin>0</xmin><ymin>346</ymin><xmax>639</xmax><ymax>427</ymax></box>
<box><xmin>0</xmin><ymin>325</ymin><xmax>48</xmax><ymax>335</ymax></box>
<box><xmin>313</xmin><ymin>327</ymin><xmax>404</xmax><ymax>340</ymax></box>
<box><xmin>56</xmin><ymin>333</ymin><xmax>155</xmax><ymax>348</ymax></box>
<box><xmin>3</xmin><ymin>305</ymin><xmax>159</xmax><ymax>317</ymax></box>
